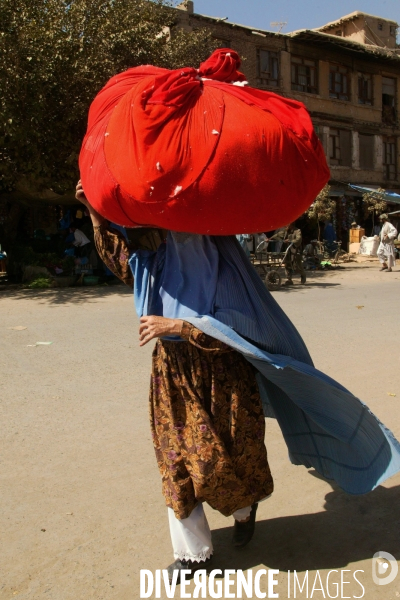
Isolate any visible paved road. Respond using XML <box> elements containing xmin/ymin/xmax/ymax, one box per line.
<box><xmin>1</xmin><ymin>264</ymin><xmax>399</xmax><ymax>599</ymax></box>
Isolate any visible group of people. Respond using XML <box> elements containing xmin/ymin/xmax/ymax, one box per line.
<box><xmin>238</xmin><ymin>214</ymin><xmax>399</xmax><ymax>280</ymax></box>
<box><xmin>69</xmin><ymin>211</ymin><xmax>399</xmax><ymax>280</ymax></box>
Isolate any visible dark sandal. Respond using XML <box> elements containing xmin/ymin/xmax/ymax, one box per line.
<box><xmin>232</xmin><ymin>503</ymin><xmax>258</xmax><ymax>548</ymax></box>
<box><xmin>167</xmin><ymin>556</ymin><xmax>213</xmax><ymax>583</ymax></box>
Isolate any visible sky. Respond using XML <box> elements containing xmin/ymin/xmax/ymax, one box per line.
<box><xmin>192</xmin><ymin>0</ymin><xmax>400</xmax><ymax>33</ymax></box>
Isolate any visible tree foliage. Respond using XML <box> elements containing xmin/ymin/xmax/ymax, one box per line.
<box><xmin>306</xmin><ymin>185</ymin><xmax>335</xmax><ymax>240</ymax></box>
<box><xmin>0</xmin><ymin>0</ymin><xmax>216</xmax><ymax>195</ymax></box>
<box><xmin>362</xmin><ymin>188</ymin><xmax>387</xmax><ymax>215</ymax></box>
<box><xmin>361</xmin><ymin>188</ymin><xmax>387</xmax><ymax>231</ymax></box>
<box><xmin>306</xmin><ymin>184</ymin><xmax>335</xmax><ymax>221</ymax></box>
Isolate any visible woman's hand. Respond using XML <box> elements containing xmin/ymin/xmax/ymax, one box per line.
<box><xmin>75</xmin><ymin>180</ymin><xmax>90</xmax><ymax>207</ymax></box>
<box><xmin>139</xmin><ymin>316</ymin><xmax>183</xmax><ymax>346</ymax></box>
<box><xmin>75</xmin><ymin>180</ymin><xmax>105</xmax><ymax>227</ymax></box>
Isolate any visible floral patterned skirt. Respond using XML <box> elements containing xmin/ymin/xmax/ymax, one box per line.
<box><xmin>149</xmin><ymin>330</ymin><xmax>274</xmax><ymax>520</ymax></box>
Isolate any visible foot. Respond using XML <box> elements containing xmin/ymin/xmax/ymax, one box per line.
<box><xmin>284</xmin><ymin>279</ymin><xmax>293</xmax><ymax>286</ymax></box>
<box><xmin>300</xmin><ymin>275</ymin><xmax>306</xmax><ymax>284</ymax></box>
<box><xmin>379</xmin><ymin>265</ymin><xmax>388</xmax><ymax>271</ymax></box>
<box><xmin>386</xmin><ymin>268</ymin><xmax>392</xmax><ymax>272</ymax></box>
<box><xmin>167</xmin><ymin>556</ymin><xmax>213</xmax><ymax>583</ymax></box>
<box><xmin>232</xmin><ymin>503</ymin><xmax>258</xmax><ymax>548</ymax></box>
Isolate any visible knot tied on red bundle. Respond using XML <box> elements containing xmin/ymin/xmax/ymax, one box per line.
<box><xmin>142</xmin><ymin>49</ymin><xmax>246</xmax><ymax>108</ymax></box>
<box><xmin>198</xmin><ymin>48</ymin><xmax>246</xmax><ymax>83</ymax></box>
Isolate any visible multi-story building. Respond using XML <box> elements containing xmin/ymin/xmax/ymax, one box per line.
<box><xmin>175</xmin><ymin>3</ymin><xmax>400</xmax><ymax>239</ymax></box>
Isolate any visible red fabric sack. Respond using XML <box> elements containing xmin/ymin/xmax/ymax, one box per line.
<box><xmin>79</xmin><ymin>49</ymin><xmax>329</xmax><ymax>233</ymax></box>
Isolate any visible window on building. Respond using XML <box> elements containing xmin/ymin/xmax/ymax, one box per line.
<box><xmin>329</xmin><ymin>64</ymin><xmax>350</xmax><ymax>100</ymax></box>
<box><xmin>382</xmin><ymin>76</ymin><xmax>396</xmax><ymax>125</ymax></box>
<box><xmin>335</xmin><ymin>30</ymin><xmax>343</xmax><ymax>36</ymax></box>
<box><xmin>291</xmin><ymin>56</ymin><xmax>318</xmax><ymax>94</ymax></box>
<box><xmin>383</xmin><ymin>136</ymin><xmax>396</xmax><ymax>180</ymax></box>
<box><xmin>378</xmin><ymin>22</ymin><xmax>383</xmax><ymax>31</ymax></box>
<box><xmin>257</xmin><ymin>49</ymin><xmax>279</xmax><ymax>87</ymax></box>
<box><xmin>358</xmin><ymin>73</ymin><xmax>373</xmax><ymax>105</ymax></box>
<box><xmin>329</xmin><ymin>129</ymin><xmax>352</xmax><ymax>166</ymax></box>
<box><xmin>359</xmin><ymin>134</ymin><xmax>375</xmax><ymax>170</ymax></box>
<box><xmin>390</xmin><ymin>25</ymin><xmax>397</xmax><ymax>37</ymax></box>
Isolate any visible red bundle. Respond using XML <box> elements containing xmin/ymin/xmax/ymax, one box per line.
<box><xmin>79</xmin><ymin>49</ymin><xmax>329</xmax><ymax>233</ymax></box>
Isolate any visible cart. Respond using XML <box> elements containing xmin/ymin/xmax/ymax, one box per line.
<box><xmin>250</xmin><ymin>241</ymin><xmax>293</xmax><ymax>290</ymax></box>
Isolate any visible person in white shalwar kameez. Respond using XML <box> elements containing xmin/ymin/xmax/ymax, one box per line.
<box><xmin>377</xmin><ymin>214</ymin><xmax>398</xmax><ymax>272</ymax></box>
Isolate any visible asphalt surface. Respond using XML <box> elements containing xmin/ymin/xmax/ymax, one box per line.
<box><xmin>1</xmin><ymin>262</ymin><xmax>399</xmax><ymax>600</ymax></box>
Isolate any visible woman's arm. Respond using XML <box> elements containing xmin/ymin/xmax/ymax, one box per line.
<box><xmin>139</xmin><ymin>316</ymin><xmax>230</xmax><ymax>352</ymax></box>
<box><xmin>75</xmin><ymin>180</ymin><xmax>133</xmax><ymax>287</ymax></box>
<box><xmin>139</xmin><ymin>316</ymin><xmax>183</xmax><ymax>346</ymax></box>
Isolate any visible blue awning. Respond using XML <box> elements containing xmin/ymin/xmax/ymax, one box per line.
<box><xmin>348</xmin><ymin>185</ymin><xmax>400</xmax><ymax>204</ymax></box>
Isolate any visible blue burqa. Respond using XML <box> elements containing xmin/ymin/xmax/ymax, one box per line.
<box><xmin>129</xmin><ymin>232</ymin><xmax>400</xmax><ymax>495</ymax></box>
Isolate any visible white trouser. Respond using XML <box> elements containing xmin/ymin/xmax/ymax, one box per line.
<box><xmin>378</xmin><ymin>242</ymin><xmax>395</xmax><ymax>268</ymax></box>
<box><xmin>168</xmin><ymin>503</ymin><xmax>253</xmax><ymax>562</ymax></box>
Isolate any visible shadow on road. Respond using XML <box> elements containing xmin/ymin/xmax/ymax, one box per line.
<box><xmin>336</xmin><ymin>265</ymin><xmax>377</xmax><ymax>271</ymax></box>
<box><xmin>0</xmin><ymin>283</ymin><xmax>131</xmax><ymax>305</ymax></box>
<box><xmin>212</xmin><ymin>475</ymin><xmax>399</xmax><ymax>572</ymax></box>
<box><xmin>274</xmin><ymin>281</ymin><xmax>341</xmax><ymax>293</ymax></box>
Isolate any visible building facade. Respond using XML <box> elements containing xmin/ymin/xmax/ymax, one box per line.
<box><xmin>175</xmin><ymin>3</ymin><xmax>400</xmax><ymax>239</ymax></box>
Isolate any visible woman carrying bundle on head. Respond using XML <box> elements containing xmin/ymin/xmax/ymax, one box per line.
<box><xmin>76</xmin><ymin>48</ymin><xmax>400</xmax><ymax>581</ymax></box>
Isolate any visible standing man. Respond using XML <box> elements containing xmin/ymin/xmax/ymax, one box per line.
<box><xmin>377</xmin><ymin>214</ymin><xmax>398</xmax><ymax>272</ymax></box>
<box><xmin>266</xmin><ymin>227</ymin><xmax>287</xmax><ymax>253</ymax></box>
<box><xmin>283</xmin><ymin>223</ymin><xmax>306</xmax><ymax>285</ymax></box>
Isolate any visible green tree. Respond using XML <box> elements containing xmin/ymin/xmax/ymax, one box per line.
<box><xmin>0</xmin><ymin>0</ymin><xmax>215</xmax><ymax>196</ymax></box>
<box><xmin>306</xmin><ymin>184</ymin><xmax>335</xmax><ymax>240</ymax></box>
